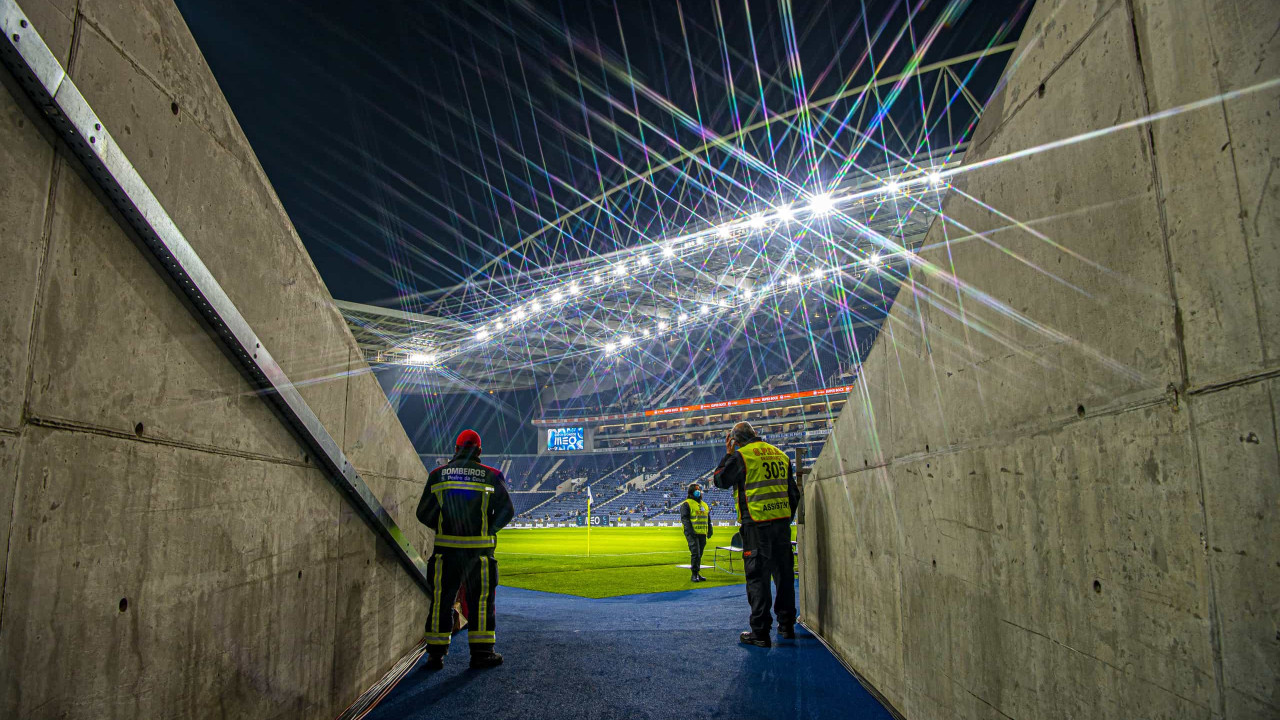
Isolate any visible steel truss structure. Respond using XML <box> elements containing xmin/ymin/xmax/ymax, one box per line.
<box><xmin>340</xmin><ymin>44</ymin><xmax>1013</xmax><ymax>394</ymax></box>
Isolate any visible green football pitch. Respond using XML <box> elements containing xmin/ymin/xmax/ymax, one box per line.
<box><xmin>495</xmin><ymin>526</ymin><xmax>746</xmax><ymax>598</ymax></box>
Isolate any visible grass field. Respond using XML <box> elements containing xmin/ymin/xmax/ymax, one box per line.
<box><xmin>495</xmin><ymin>527</ymin><xmax>746</xmax><ymax>598</ymax></box>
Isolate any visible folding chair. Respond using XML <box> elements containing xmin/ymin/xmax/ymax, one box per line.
<box><xmin>713</xmin><ymin>531</ymin><xmax>744</xmax><ymax>575</ymax></box>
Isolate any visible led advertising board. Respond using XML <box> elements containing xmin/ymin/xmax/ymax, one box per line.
<box><xmin>546</xmin><ymin>427</ymin><xmax>585</xmax><ymax>452</ymax></box>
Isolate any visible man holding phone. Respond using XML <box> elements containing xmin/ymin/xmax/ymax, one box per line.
<box><xmin>712</xmin><ymin>421</ymin><xmax>800</xmax><ymax>647</ymax></box>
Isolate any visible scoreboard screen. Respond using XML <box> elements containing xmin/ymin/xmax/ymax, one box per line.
<box><xmin>546</xmin><ymin>427</ymin><xmax>585</xmax><ymax>452</ymax></box>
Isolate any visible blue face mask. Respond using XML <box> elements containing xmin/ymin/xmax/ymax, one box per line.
<box><xmin>693</xmin><ymin>490</ymin><xmax>702</xmax><ymax>500</ymax></box>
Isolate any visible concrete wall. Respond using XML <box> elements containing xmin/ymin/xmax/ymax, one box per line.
<box><xmin>801</xmin><ymin>1</ymin><xmax>1277</xmax><ymax>718</ymax></box>
<box><xmin>0</xmin><ymin>1</ymin><xmax>433</xmax><ymax>717</ymax></box>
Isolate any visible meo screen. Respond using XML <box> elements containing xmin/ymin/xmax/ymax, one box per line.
<box><xmin>547</xmin><ymin>427</ymin><xmax>584</xmax><ymax>451</ymax></box>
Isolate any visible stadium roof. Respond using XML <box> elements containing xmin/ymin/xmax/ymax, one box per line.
<box><xmin>338</xmin><ymin>43</ymin><xmax>1010</xmax><ymax>393</ymax></box>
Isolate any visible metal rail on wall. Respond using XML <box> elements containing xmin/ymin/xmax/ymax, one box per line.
<box><xmin>0</xmin><ymin>0</ymin><xmax>430</xmax><ymax>591</ymax></box>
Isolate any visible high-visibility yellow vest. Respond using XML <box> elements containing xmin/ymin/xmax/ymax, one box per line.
<box><xmin>736</xmin><ymin>441</ymin><xmax>792</xmax><ymax>522</ymax></box>
<box><xmin>684</xmin><ymin>498</ymin><xmax>710</xmax><ymax>535</ymax></box>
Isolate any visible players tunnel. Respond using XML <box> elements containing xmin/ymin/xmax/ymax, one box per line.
<box><xmin>0</xmin><ymin>0</ymin><xmax>1276</xmax><ymax>718</ymax></box>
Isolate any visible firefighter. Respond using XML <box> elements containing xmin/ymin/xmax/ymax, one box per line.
<box><xmin>416</xmin><ymin>429</ymin><xmax>515</xmax><ymax>670</ymax></box>
<box><xmin>712</xmin><ymin>421</ymin><xmax>800</xmax><ymax>647</ymax></box>
<box><xmin>680</xmin><ymin>482</ymin><xmax>713</xmax><ymax>582</ymax></box>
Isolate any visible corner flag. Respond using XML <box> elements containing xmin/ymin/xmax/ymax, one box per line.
<box><xmin>585</xmin><ymin>485</ymin><xmax>594</xmax><ymax>557</ymax></box>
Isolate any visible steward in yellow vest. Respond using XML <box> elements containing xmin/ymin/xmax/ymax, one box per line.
<box><xmin>712</xmin><ymin>422</ymin><xmax>798</xmax><ymax>648</ymax></box>
<box><xmin>679</xmin><ymin>483</ymin><xmax>714</xmax><ymax>582</ymax></box>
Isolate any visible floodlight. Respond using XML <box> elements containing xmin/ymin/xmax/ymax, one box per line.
<box><xmin>748</xmin><ymin>213</ymin><xmax>767</xmax><ymax>229</ymax></box>
<box><xmin>658</xmin><ymin>321</ymin><xmax>669</xmax><ymax>331</ymax></box>
<box><xmin>514</xmin><ymin>309</ymin><xmax>527</xmax><ymax>320</ymax></box>
<box><xmin>810</xmin><ymin>268</ymin><xmax>824</xmax><ymax>280</ymax></box>
<box><xmin>662</xmin><ymin>245</ymin><xmax>675</xmax><ymax>258</ymax></box>
<box><xmin>568</xmin><ymin>282</ymin><xmax>582</xmax><ymax>296</ymax></box>
<box><xmin>551</xmin><ymin>290</ymin><xmax>564</xmax><ymax>302</ymax></box>
<box><xmin>641</xmin><ymin>328</ymin><xmax>651</xmax><ymax>338</ymax></box>
<box><xmin>885</xmin><ymin>180</ymin><xmax>901</xmax><ymax>194</ymax></box>
<box><xmin>620</xmin><ymin>335</ymin><xmax>633</xmax><ymax>348</ymax></box>
<box><xmin>423</xmin><ymin>354</ymin><xmax>437</xmax><ymax>364</ymax></box>
<box><xmin>717</xmin><ymin>225</ymin><xmax>733</xmax><ymax>239</ymax></box>
<box><xmin>593</xmin><ymin>272</ymin><xmax>603</xmax><ymax>284</ymax></box>
<box><xmin>639</xmin><ymin>256</ymin><xmax>652</xmax><ymax>267</ymax></box>
<box><xmin>407</xmin><ymin>352</ymin><xmax>428</xmax><ymax>364</ymax></box>
<box><xmin>495</xmin><ymin>320</ymin><xmax>505</xmax><ymax>329</ymax></box>
<box><xmin>868</xmin><ymin>253</ymin><xmax>881</xmax><ymax>267</ymax></box>
<box><xmin>476</xmin><ymin>329</ymin><xmax>490</xmax><ymax>340</ymax></box>
<box><xmin>926</xmin><ymin>171</ymin><xmax>944</xmax><ymax>185</ymax></box>
<box><xmin>808</xmin><ymin>193</ymin><xmax>834</xmax><ymax>214</ymax></box>
<box><xmin>604</xmin><ymin>342</ymin><xmax>617</xmax><ymax>353</ymax></box>
<box><xmin>787</xmin><ymin>274</ymin><xmax>800</xmax><ymax>287</ymax></box>
<box><xmin>531</xmin><ymin>301</ymin><xmax>543</xmax><ymax>312</ymax></box>
<box><xmin>678</xmin><ymin>312</ymin><xmax>690</xmax><ymax>323</ymax></box>
<box><xmin>775</xmin><ymin>204</ymin><xmax>794</xmax><ymax>221</ymax></box>
<box><xmin>613</xmin><ymin>263</ymin><xmax>627</xmax><ymax>277</ymax></box>
<box><xmin>699</xmin><ymin>304</ymin><xmax>710</xmax><ymax>315</ymax></box>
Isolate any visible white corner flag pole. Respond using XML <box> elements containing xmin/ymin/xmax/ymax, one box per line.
<box><xmin>586</xmin><ymin>485</ymin><xmax>593</xmax><ymax>557</ymax></box>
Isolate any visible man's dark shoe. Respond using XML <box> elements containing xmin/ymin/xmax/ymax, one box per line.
<box><xmin>778</xmin><ymin>625</ymin><xmax>796</xmax><ymax>640</ymax></box>
<box><xmin>695</xmin><ymin>573</ymin><xmax>708</xmax><ymax>581</ymax></box>
<box><xmin>691</xmin><ymin>575</ymin><xmax>706</xmax><ymax>582</ymax></box>
<box><xmin>739</xmin><ymin>631</ymin><xmax>771</xmax><ymax>648</ymax></box>
<box><xmin>469</xmin><ymin>652</ymin><xmax>504</xmax><ymax>669</ymax></box>
<box><xmin>424</xmin><ymin>655</ymin><xmax>445</xmax><ymax>671</ymax></box>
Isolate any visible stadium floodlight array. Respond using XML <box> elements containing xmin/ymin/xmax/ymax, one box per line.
<box><xmin>375</xmin><ymin>163</ymin><xmax>949</xmax><ymax>371</ymax></box>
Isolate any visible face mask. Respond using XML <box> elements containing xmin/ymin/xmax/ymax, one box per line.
<box><xmin>693</xmin><ymin>491</ymin><xmax>702</xmax><ymax>499</ymax></box>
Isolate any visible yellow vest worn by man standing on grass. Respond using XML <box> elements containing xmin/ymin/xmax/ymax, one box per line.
<box><xmin>680</xmin><ymin>483</ymin><xmax>713</xmax><ymax>582</ymax></box>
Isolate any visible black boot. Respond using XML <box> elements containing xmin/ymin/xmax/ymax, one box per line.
<box><xmin>470</xmin><ymin>651</ymin><xmax>504</xmax><ymax>669</ymax></box>
<box><xmin>739</xmin><ymin>631</ymin><xmax>771</xmax><ymax>648</ymax></box>
<box><xmin>778</xmin><ymin>625</ymin><xmax>796</xmax><ymax>639</ymax></box>
<box><xmin>425</xmin><ymin>654</ymin><xmax>445</xmax><ymax>671</ymax></box>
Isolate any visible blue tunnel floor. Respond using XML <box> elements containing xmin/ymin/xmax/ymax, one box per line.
<box><xmin>366</xmin><ymin>582</ymin><xmax>892</xmax><ymax>720</ymax></box>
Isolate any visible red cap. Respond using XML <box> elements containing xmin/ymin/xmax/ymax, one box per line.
<box><xmin>455</xmin><ymin>429</ymin><xmax>482</xmax><ymax>450</ymax></box>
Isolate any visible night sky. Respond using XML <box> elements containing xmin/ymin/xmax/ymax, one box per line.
<box><xmin>175</xmin><ymin>0</ymin><xmax>1030</xmax><ymax>453</ymax></box>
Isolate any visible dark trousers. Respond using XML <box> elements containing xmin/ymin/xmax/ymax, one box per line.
<box><xmin>686</xmin><ymin>533</ymin><xmax>707</xmax><ymax>575</ymax></box>
<box><xmin>424</xmin><ymin>549</ymin><xmax>498</xmax><ymax>656</ymax></box>
<box><xmin>741</xmin><ymin>520</ymin><xmax>795</xmax><ymax>637</ymax></box>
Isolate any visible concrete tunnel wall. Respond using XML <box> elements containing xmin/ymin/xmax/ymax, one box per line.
<box><xmin>0</xmin><ymin>1</ymin><xmax>434</xmax><ymax>717</ymax></box>
<box><xmin>802</xmin><ymin>0</ymin><xmax>1278</xmax><ymax>718</ymax></box>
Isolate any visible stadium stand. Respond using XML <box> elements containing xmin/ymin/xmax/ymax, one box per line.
<box><xmin>539</xmin><ymin>337</ymin><xmax>875</xmax><ymax>418</ymax></box>
<box><xmin>510</xmin><ymin>491</ymin><xmax>555</xmax><ymax>516</ymax></box>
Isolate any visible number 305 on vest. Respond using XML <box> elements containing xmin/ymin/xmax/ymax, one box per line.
<box><xmin>738</xmin><ymin>442</ymin><xmax>791</xmax><ymax>522</ymax></box>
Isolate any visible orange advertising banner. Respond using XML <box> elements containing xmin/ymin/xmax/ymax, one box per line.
<box><xmin>643</xmin><ymin>384</ymin><xmax>854</xmax><ymax>417</ymax></box>
<box><xmin>533</xmin><ymin>383</ymin><xmax>855</xmax><ymax>426</ymax></box>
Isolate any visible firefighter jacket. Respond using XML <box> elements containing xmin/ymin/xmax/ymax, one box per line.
<box><xmin>416</xmin><ymin>448</ymin><xmax>515</xmax><ymax>550</ymax></box>
<box><xmin>712</xmin><ymin>438</ymin><xmax>799</xmax><ymax>526</ymax></box>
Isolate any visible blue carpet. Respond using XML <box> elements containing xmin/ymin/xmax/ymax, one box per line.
<box><xmin>366</xmin><ymin>582</ymin><xmax>892</xmax><ymax>720</ymax></box>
